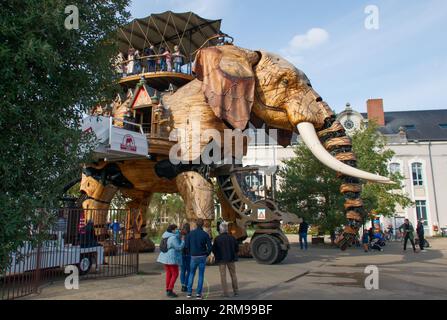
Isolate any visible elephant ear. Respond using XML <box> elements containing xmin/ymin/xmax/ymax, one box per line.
<box><xmin>193</xmin><ymin>45</ymin><xmax>260</xmax><ymax>130</ymax></box>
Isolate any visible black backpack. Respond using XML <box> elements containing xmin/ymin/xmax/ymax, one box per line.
<box><xmin>159</xmin><ymin>237</ymin><xmax>169</xmax><ymax>253</ymax></box>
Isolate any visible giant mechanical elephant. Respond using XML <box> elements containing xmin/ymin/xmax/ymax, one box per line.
<box><xmin>79</xmin><ymin>44</ymin><xmax>391</xmax><ymax>259</ymax></box>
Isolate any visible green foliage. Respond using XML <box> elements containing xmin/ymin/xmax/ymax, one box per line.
<box><xmin>352</xmin><ymin>122</ymin><xmax>412</xmax><ymax>217</ymax></box>
<box><xmin>278</xmin><ymin>121</ymin><xmax>412</xmax><ymax>235</ymax></box>
<box><xmin>148</xmin><ymin>194</ymin><xmax>186</xmax><ymax>227</ymax></box>
<box><xmin>278</xmin><ymin>144</ymin><xmax>346</xmax><ymax>235</ymax></box>
<box><xmin>0</xmin><ymin>0</ymin><xmax>130</xmax><ymax>271</ymax></box>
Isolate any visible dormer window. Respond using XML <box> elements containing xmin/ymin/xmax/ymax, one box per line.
<box><xmin>404</xmin><ymin>125</ymin><xmax>416</xmax><ymax>131</ymax></box>
<box><xmin>439</xmin><ymin>124</ymin><xmax>447</xmax><ymax>129</ymax></box>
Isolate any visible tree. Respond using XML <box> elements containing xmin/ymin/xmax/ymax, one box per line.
<box><xmin>278</xmin><ymin>121</ymin><xmax>412</xmax><ymax>235</ymax></box>
<box><xmin>0</xmin><ymin>0</ymin><xmax>130</xmax><ymax>271</ymax></box>
<box><xmin>147</xmin><ymin>194</ymin><xmax>186</xmax><ymax>229</ymax></box>
<box><xmin>351</xmin><ymin>122</ymin><xmax>412</xmax><ymax>218</ymax></box>
<box><xmin>277</xmin><ymin>144</ymin><xmax>346</xmax><ymax>236</ymax></box>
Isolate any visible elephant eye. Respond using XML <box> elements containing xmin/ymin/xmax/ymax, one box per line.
<box><xmin>281</xmin><ymin>79</ymin><xmax>289</xmax><ymax>86</ymax></box>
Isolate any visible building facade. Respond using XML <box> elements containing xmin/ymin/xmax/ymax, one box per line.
<box><xmin>244</xmin><ymin>99</ymin><xmax>447</xmax><ymax>236</ymax></box>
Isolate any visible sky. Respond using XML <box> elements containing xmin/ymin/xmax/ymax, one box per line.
<box><xmin>128</xmin><ymin>0</ymin><xmax>447</xmax><ymax>113</ymax></box>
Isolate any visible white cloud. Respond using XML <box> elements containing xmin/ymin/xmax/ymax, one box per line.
<box><xmin>280</xmin><ymin>28</ymin><xmax>329</xmax><ymax>66</ymax></box>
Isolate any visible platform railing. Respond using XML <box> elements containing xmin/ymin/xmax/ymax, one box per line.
<box><xmin>117</xmin><ymin>54</ymin><xmax>193</xmax><ymax>78</ymax></box>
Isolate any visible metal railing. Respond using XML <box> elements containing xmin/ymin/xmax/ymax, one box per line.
<box><xmin>1</xmin><ymin>208</ymin><xmax>141</xmax><ymax>300</ymax></box>
<box><xmin>117</xmin><ymin>54</ymin><xmax>193</xmax><ymax>78</ymax></box>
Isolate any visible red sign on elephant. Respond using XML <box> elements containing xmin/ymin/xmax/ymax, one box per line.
<box><xmin>120</xmin><ymin>134</ymin><xmax>137</xmax><ymax>152</ymax></box>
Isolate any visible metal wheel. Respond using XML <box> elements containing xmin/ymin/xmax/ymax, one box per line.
<box><xmin>78</xmin><ymin>254</ymin><xmax>92</xmax><ymax>275</ymax></box>
<box><xmin>250</xmin><ymin>234</ymin><xmax>281</xmax><ymax>265</ymax></box>
<box><xmin>275</xmin><ymin>249</ymin><xmax>288</xmax><ymax>264</ymax></box>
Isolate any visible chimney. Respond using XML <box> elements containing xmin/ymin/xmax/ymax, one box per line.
<box><xmin>367</xmin><ymin>99</ymin><xmax>385</xmax><ymax>126</ymax></box>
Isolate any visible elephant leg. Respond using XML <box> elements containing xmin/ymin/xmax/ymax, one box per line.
<box><xmin>176</xmin><ymin>171</ymin><xmax>215</xmax><ymax>235</ymax></box>
<box><xmin>317</xmin><ymin>119</ymin><xmax>365</xmax><ymax>249</ymax></box>
<box><xmin>120</xmin><ymin>190</ymin><xmax>155</xmax><ymax>253</ymax></box>
<box><xmin>216</xmin><ymin>189</ymin><xmax>247</xmax><ymax>241</ymax></box>
<box><xmin>80</xmin><ymin>173</ymin><xmax>118</xmax><ymax>239</ymax></box>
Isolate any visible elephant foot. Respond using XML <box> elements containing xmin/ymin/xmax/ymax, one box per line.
<box><xmin>125</xmin><ymin>238</ymin><xmax>156</xmax><ymax>253</ymax></box>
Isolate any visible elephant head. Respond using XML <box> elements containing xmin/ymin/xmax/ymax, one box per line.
<box><xmin>192</xmin><ymin>44</ymin><xmax>392</xmax><ymax>245</ymax></box>
<box><xmin>193</xmin><ymin>44</ymin><xmax>391</xmax><ymax>184</ymax></box>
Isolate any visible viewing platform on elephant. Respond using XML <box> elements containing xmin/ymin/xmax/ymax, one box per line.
<box><xmin>118</xmin><ymin>71</ymin><xmax>194</xmax><ymax>91</ymax></box>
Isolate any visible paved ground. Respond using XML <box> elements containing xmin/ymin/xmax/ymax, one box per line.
<box><xmin>24</xmin><ymin>236</ymin><xmax>447</xmax><ymax>300</ymax></box>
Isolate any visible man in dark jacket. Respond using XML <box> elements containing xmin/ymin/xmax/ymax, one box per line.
<box><xmin>416</xmin><ymin>220</ymin><xmax>426</xmax><ymax>252</ymax></box>
<box><xmin>212</xmin><ymin>222</ymin><xmax>239</xmax><ymax>297</ymax></box>
<box><xmin>185</xmin><ymin>219</ymin><xmax>212</xmax><ymax>299</ymax></box>
<box><xmin>298</xmin><ymin>219</ymin><xmax>309</xmax><ymax>250</ymax></box>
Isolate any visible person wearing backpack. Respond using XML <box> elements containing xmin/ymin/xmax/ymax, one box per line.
<box><xmin>157</xmin><ymin>224</ymin><xmax>185</xmax><ymax>298</ymax></box>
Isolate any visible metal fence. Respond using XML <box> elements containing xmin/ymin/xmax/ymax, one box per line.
<box><xmin>1</xmin><ymin>208</ymin><xmax>141</xmax><ymax>300</ymax></box>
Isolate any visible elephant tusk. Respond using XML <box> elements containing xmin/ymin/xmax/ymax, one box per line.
<box><xmin>297</xmin><ymin>122</ymin><xmax>394</xmax><ymax>184</ymax></box>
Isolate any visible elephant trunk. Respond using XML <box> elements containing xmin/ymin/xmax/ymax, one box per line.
<box><xmin>296</xmin><ymin>116</ymin><xmax>391</xmax><ymax>248</ymax></box>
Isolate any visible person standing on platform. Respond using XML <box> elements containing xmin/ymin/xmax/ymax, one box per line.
<box><xmin>173</xmin><ymin>45</ymin><xmax>184</xmax><ymax>73</ymax></box>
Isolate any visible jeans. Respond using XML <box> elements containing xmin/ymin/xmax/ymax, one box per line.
<box><xmin>187</xmin><ymin>256</ymin><xmax>207</xmax><ymax>295</ymax></box>
<box><xmin>160</xmin><ymin>59</ymin><xmax>166</xmax><ymax>71</ymax></box>
<box><xmin>180</xmin><ymin>255</ymin><xmax>191</xmax><ymax>286</ymax></box>
<box><xmin>147</xmin><ymin>60</ymin><xmax>156</xmax><ymax>72</ymax></box>
<box><xmin>174</xmin><ymin>62</ymin><xmax>182</xmax><ymax>73</ymax></box>
<box><xmin>299</xmin><ymin>232</ymin><xmax>308</xmax><ymax>250</ymax></box>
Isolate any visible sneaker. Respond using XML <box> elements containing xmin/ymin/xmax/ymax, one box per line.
<box><xmin>196</xmin><ymin>294</ymin><xmax>203</xmax><ymax>300</ymax></box>
<box><xmin>181</xmin><ymin>285</ymin><xmax>187</xmax><ymax>292</ymax></box>
<box><xmin>234</xmin><ymin>292</ymin><xmax>239</xmax><ymax>297</ymax></box>
<box><xmin>186</xmin><ymin>293</ymin><xmax>192</xmax><ymax>299</ymax></box>
<box><xmin>421</xmin><ymin>249</ymin><xmax>427</xmax><ymax>252</ymax></box>
<box><xmin>167</xmin><ymin>291</ymin><xmax>178</xmax><ymax>298</ymax></box>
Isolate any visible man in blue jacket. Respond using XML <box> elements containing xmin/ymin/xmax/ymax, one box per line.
<box><xmin>185</xmin><ymin>218</ymin><xmax>212</xmax><ymax>299</ymax></box>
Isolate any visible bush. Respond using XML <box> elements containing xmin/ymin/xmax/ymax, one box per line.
<box><xmin>282</xmin><ymin>224</ymin><xmax>299</xmax><ymax>234</ymax></box>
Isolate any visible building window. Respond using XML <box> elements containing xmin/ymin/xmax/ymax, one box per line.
<box><xmin>404</xmin><ymin>125</ymin><xmax>416</xmax><ymax>131</ymax></box>
<box><xmin>439</xmin><ymin>124</ymin><xmax>447</xmax><ymax>129</ymax></box>
<box><xmin>411</xmin><ymin>162</ymin><xmax>423</xmax><ymax>186</ymax></box>
<box><xmin>415</xmin><ymin>200</ymin><xmax>428</xmax><ymax>226</ymax></box>
<box><xmin>389</xmin><ymin>163</ymin><xmax>401</xmax><ymax>175</ymax></box>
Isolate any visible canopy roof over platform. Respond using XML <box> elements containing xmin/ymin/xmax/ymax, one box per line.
<box><xmin>117</xmin><ymin>11</ymin><xmax>223</xmax><ymax>59</ymax></box>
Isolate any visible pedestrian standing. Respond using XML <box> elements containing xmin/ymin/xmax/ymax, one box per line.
<box><xmin>298</xmin><ymin>219</ymin><xmax>309</xmax><ymax>250</ymax></box>
<box><xmin>180</xmin><ymin>223</ymin><xmax>191</xmax><ymax>292</ymax></box>
<box><xmin>185</xmin><ymin>218</ymin><xmax>212</xmax><ymax>300</ymax></box>
<box><xmin>362</xmin><ymin>229</ymin><xmax>370</xmax><ymax>252</ymax></box>
<box><xmin>399</xmin><ymin>219</ymin><xmax>417</xmax><ymax>253</ymax></box>
<box><xmin>416</xmin><ymin>219</ymin><xmax>427</xmax><ymax>252</ymax></box>
<box><xmin>212</xmin><ymin>222</ymin><xmax>239</xmax><ymax>298</ymax></box>
<box><xmin>157</xmin><ymin>224</ymin><xmax>185</xmax><ymax>298</ymax></box>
